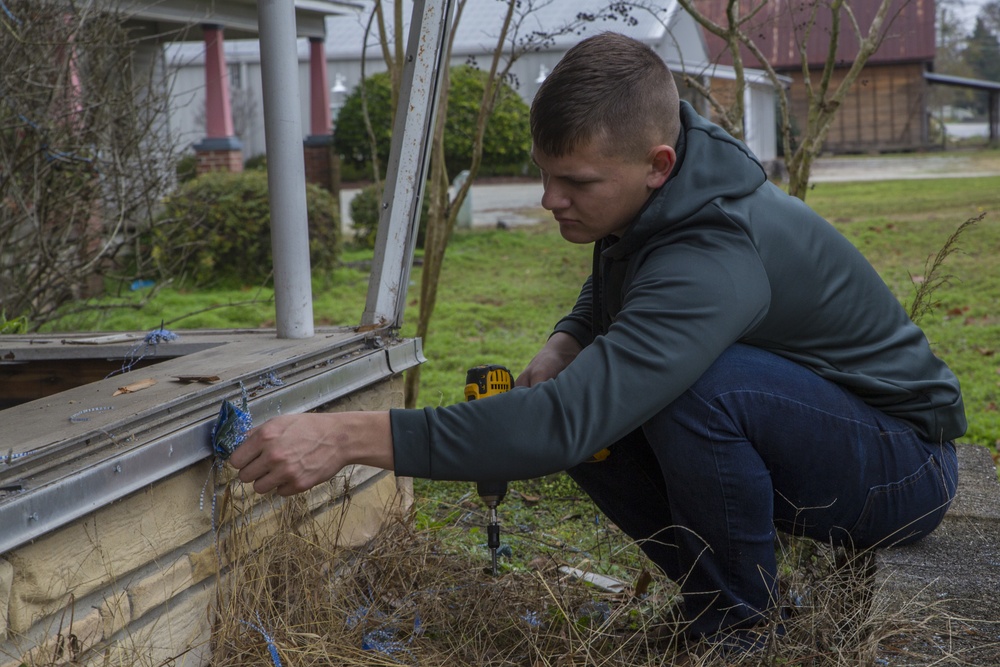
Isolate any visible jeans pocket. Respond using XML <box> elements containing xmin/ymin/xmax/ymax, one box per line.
<box><xmin>847</xmin><ymin>454</ymin><xmax>953</xmax><ymax>549</ymax></box>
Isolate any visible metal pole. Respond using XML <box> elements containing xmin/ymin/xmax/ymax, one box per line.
<box><xmin>362</xmin><ymin>0</ymin><xmax>453</xmax><ymax>327</ymax></box>
<box><xmin>258</xmin><ymin>0</ymin><xmax>314</xmax><ymax>339</ymax></box>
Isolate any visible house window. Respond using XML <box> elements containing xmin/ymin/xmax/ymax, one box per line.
<box><xmin>228</xmin><ymin>63</ymin><xmax>242</xmax><ymax>90</ymax></box>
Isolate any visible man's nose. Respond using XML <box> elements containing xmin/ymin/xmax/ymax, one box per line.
<box><xmin>540</xmin><ymin>183</ymin><xmax>568</xmax><ymax>211</ymax></box>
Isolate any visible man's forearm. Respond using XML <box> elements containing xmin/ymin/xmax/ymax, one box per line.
<box><xmin>230</xmin><ymin>411</ymin><xmax>394</xmax><ymax>496</ymax></box>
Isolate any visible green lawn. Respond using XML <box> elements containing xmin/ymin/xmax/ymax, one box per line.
<box><xmin>806</xmin><ymin>176</ymin><xmax>1000</xmax><ymax>448</ymax></box>
<box><xmin>50</xmin><ymin>173</ymin><xmax>1000</xmax><ymax>451</ymax></box>
<box><xmin>39</xmin><ymin>172</ymin><xmax>1000</xmax><ymax>661</ymax></box>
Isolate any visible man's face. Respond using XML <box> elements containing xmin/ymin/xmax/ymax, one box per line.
<box><xmin>532</xmin><ymin>139</ymin><xmax>666</xmax><ymax>244</ymax></box>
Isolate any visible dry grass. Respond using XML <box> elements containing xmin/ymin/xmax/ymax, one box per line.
<box><xmin>206</xmin><ymin>488</ymin><xmax>1000</xmax><ymax>667</ymax></box>
<box><xmin>211</xmin><ymin>494</ymin><xmax>683</xmax><ymax>667</ymax></box>
<box><xmin>4</xmin><ymin>479</ymin><xmax>996</xmax><ymax>666</ymax></box>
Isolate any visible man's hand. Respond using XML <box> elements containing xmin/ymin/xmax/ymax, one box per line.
<box><xmin>516</xmin><ymin>331</ymin><xmax>583</xmax><ymax>387</ymax></box>
<box><xmin>228</xmin><ymin>411</ymin><xmax>394</xmax><ymax>497</ymax></box>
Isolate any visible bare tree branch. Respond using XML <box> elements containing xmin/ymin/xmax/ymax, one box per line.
<box><xmin>665</xmin><ymin>0</ymin><xmax>910</xmax><ymax>199</ymax></box>
<box><xmin>1</xmin><ymin>0</ymin><xmax>178</xmax><ymax>329</ymax></box>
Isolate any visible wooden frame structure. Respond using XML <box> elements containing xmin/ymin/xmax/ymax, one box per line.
<box><xmin>0</xmin><ymin>1</ymin><xmax>452</xmax><ymax>663</ymax></box>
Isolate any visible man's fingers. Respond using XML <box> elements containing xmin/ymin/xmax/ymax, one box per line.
<box><xmin>251</xmin><ymin>472</ymin><xmax>279</xmax><ymax>496</ymax></box>
<box><xmin>221</xmin><ymin>412</ymin><xmax>360</xmax><ymax>497</ymax></box>
<box><xmin>235</xmin><ymin>457</ymin><xmax>263</xmax><ymax>485</ymax></box>
<box><xmin>228</xmin><ymin>426</ymin><xmax>264</xmax><ymax>468</ymax></box>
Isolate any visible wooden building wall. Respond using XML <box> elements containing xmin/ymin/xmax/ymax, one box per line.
<box><xmin>0</xmin><ymin>327</ymin><xmax>418</xmax><ymax>667</ymax></box>
<box><xmin>0</xmin><ymin>377</ymin><xmax>408</xmax><ymax>667</ymax></box>
<box><xmin>784</xmin><ymin>63</ymin><xmax>930</xmax><ymax>154</ymax></box>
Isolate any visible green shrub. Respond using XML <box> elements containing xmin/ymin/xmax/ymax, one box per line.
<box><xmin>444</xmin><ymin>65</ymin><xmax>530</xmax><ymax>175</ymax></box>
<box><xmin>244</xmin><ymin>153</ymin><xmax>267</xmax><ymax>171</ymax></box>
<box><xmin>175</xmin><ymin>152</ymin><xmax>198</xmax><ymax>184</ymax></box>
<box><xmin>145</xmin><ymin>171</ymin><xmax>340</xmax><ymax>287</ymax></box>
<box><xmin>349</xmin><ymin>182</ymin><xmax>428</xmax><ymax>249</ymax></box>
<box><xmin>333</xmin><ymin>65</ymin><xmax>531</xmax><ymax>181</ymax></box>
<box><xmin>333</xmin><ymin>73</ymin><xmax>394</xmax><ymax>180</ymax></box>
<box><xmin>0</xmin><ymin>310</ymin><xmax>29</xmax><ymax>334</ymax></box>
<box><xmin>338</xmin><ymin>160</ymin><xmax>374</xmax><ymax>184</ymax></box>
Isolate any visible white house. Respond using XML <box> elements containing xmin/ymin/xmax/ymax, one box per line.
<box><xmin>164</xmin><ymin>0</ymin><xmax>783</xmax><ymax>163</ymax></box>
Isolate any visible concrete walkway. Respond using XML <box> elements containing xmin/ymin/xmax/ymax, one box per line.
<box><xmin>340</xmin><ymin>154</ymin><xmax>1000</xmax><ymax>233</ymax></box>
<box><xmin>338</xmin><ymin>181</ymin><xmax>544</xmax><ymax>232</ymax></box>
<box><xmin>875</xmin><ymin>443</ymin><xmax>1000</xmax><ymax>665</ymax></box>
<box><xmin>807</xmin><ymin>154</ymin><xmax>1000</xmax><ymax>183</ymax></box>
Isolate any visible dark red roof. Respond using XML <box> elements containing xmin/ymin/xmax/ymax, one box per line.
<box><xmin>696</xmin><ymin>0</ymin><xmax>936</xmax><ymax>69</ymax></box>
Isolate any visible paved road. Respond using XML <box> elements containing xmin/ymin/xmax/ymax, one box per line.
<box><xmin>342</xmin><ymin>154</ymin><xmax>1000</xmax><ymax>231</ymax></box>
<box><xmin>807</xmin><ymin>154</ymin><xmax>1000</xmax><ymax>182</ymax></box>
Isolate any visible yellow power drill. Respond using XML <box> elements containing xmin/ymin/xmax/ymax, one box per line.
<box><xmin>464</xmin><ymin>364</ymin><xmax>514</xmax><ymax>576</ymax></box>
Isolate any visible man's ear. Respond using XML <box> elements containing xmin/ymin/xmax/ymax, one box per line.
<box><xmin>646</xmin><ymin>145</ymin><xmax>677</xmax><ymax>189</ymax></box>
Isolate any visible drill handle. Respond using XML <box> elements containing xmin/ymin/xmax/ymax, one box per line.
<box><xmin>476</xmin><ymin>480</ymin><xmax>508</xmax><ymax>505</ymax></box>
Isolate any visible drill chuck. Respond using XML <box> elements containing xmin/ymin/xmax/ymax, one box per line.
<box><xmin>476</xmin><ymin>480</ymin><xmax>507</xmax><ymax>506</ymax></box>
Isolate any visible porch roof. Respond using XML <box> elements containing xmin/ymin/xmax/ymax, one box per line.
<box><xmin>112</xmin><ymin>0</ymin><xmax>361</xmax><ymax>40</ymax></box>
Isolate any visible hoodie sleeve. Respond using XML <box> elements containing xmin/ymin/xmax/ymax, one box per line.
<box><xmin>390</xmin><ymin>214</ymin><xmax>772</xmax><ymax>482</ymax></box>
<box><xmin>552</xmin><ymin>274</ymin><xmax>596</xmax><ymax>347</ymax></box>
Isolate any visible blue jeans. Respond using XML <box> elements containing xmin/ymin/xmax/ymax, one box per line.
<box><xmin>567</xmin><ymin>344</ymin><xmax>957</xmax><ymax>641</ymax></box>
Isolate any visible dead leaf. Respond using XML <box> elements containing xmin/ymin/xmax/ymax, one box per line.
<box><xmin>113</xmin><ymin>377</ymin><xmax>156</xmax><ymax>396</ymax></box>
<box><xmin>355</xmin><ymin>317</ymin><xmax>388</xmax><ymax>333</ymax></box>
<box><xmin>217</xmin><ymin>484</ymin><xmax>232</xmax><ymax>524</ymax></box>
<box><xmin>520</xmin><ymin>492</ymin><xmax>541</xmax><ymax>504</ymax></box>
<box><xmin>634</xmin><ymin>569</ymin><xmax>653</xmax><ymax>597</ymax></box>
<box><xmin>526</xmin><ymin>556</ymin><xmax>551</xmax><ymax>571</ymax></box>
<box><xmin>173</xmin><ymin>375</ymin><xmax>221</xmax><ymax>384</ymax></box>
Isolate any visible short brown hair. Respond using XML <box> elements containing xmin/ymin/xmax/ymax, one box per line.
<box><xmin>530</xmin><ymin>32</ymin><xmax>680</xmax><ymax>159</ymax></box>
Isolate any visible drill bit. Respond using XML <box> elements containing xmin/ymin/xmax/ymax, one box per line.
<box><xmin>477</xmin><ymin>481</ymin><xmax>507</xmax><ymax>576</ymax></box>
<box><xmin>486</xmin><ymin>502</ymin><xmax>501</xmax><ymax>575</ymax></box>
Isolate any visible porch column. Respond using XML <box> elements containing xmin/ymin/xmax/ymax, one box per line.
<box><xmin>194</xmin><ymin>24</ymin><xmax>243</xmax><ymax>174</ymax></box>
<box><xmin>59</xmin><ymin>14</ymin><xmax>84</xmax><ymax>131</ymax></box>
<box><xmin>258</xmin><ymin>0</ymin><xmax>314</xmax><ymax>339</ymax></box>
<box><xmin>61</xmin><ymin>15</ymin><xmax>102</xmax><ymax>297</ymax></box>
<box><xmin>304</xmin><ymin>36</ymin><xmax>334</xmax><ymax>191</ymax></box>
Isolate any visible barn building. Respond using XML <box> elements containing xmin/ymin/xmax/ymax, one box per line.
<box><xmin>698</xmin><ymin>0</ymin><xmax>938</xmax><ymax>154</ymax></box>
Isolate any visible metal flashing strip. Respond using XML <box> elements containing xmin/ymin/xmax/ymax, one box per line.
<box><xmin>0</xmin><ymin>337</ymin><xmax>423</xmax><ymax>555</ymax></box>
<box><xmin>363</xmin><ymin>0</ymin><xmax>453</xmax><ymax>327</ymax></box>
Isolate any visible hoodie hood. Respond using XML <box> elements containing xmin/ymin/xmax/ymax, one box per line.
<box><xmin>608</xmin><ymin>101</ymin><xmax>768</xmax><ymax>259</ymax></box>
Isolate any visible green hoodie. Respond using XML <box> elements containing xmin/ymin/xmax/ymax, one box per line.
<box><xmin>391</xmin><ymin>102</ymin><xmax>966</xmax><ymax>483</ymax></box>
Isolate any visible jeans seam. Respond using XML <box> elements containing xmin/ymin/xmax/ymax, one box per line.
<box><xmin>699</xmin><ymin>391</ymin><xmax>752</xmax><ymax>606</ymax></box>
<box><xmin>848</xmin><ymin>454</ymin><xmax>951</xmax><ymax>547</ymax></box>
<box><xmin>693</xmin><ymin>387</ymin><xmax>913</xmax><ymax>436</ymax></box>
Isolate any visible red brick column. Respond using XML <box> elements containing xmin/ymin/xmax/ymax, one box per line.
<box><xmin>303</xmin><ymin>37</ymin><xmax>334</xmax><ymax>191</ymax></box>
<box><xmin>195</xmin><ymin>144</ymin><xmax>245</xmax><ymax>175</ymax></box>
<box><xmin>303</xmin><ymin>136</ymin><xmax>334</xmax><ymax>191</ymax></box>
<box><xmin>309</xmin><ymin>37</ymin><xmax>331</xmax><ymax>137</ymax></box>
<box><xmin>194</xmin><ymin>24</ymin><xmax>243</xmax><ymax>174</ymax></box>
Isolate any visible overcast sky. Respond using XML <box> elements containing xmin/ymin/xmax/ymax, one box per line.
<box><xmin>950</xmin><ymin>0</ymin><xmax>990</xmax><ymax>30</ymax></box>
